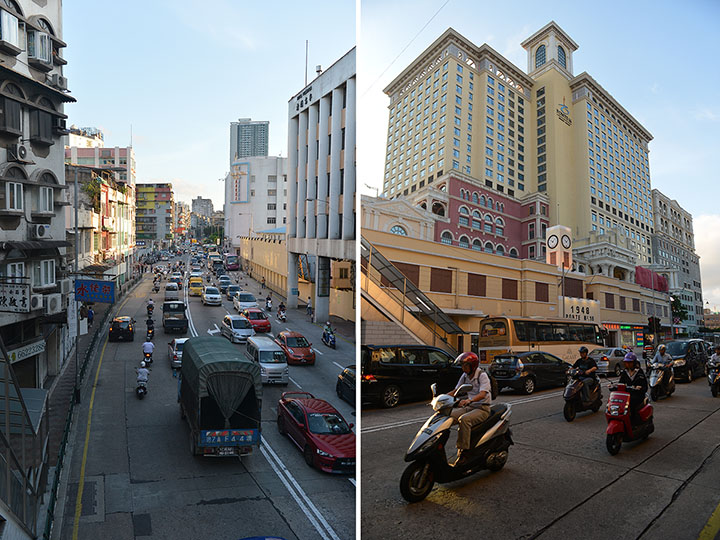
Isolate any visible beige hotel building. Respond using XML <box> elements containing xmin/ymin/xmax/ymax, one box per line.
<box><xmin>382</xmin><ymin>22</ymin><xmax>654</xmax><ymax>264</ymax></box>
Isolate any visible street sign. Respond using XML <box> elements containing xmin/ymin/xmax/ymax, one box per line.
<box><xmin>291</xmin><ymin>288</ymin><xmax>299</xmax><ymax>296</ymax></box>
<box><xmin>75</xmin><ymin>279</ymin><xmax>115</xmax><ymax>304</ymax></box>
<box><xmin>0</xmin><ymin>283</ymin><xmax>31</xmax><ymax>313</ymax></box>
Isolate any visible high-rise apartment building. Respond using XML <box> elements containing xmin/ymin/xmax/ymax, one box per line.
<box><xmin>229</xmin><ymin>118</ymin><xmax>269</xmax><ymax>163</ymax></box>
<box><xmin>382</xmin><ymin>23</ymin><xmax>654</xmax><ymax>264</ymax></box>
<box><xmin>225</xmin><ymin>156</ymin><xmax>287</xmax><ymax>241</ymax></box>
<box><xmin>651</xmin><ymin>189</ymin><xmax>703</xmax><ymax>333</ymax></box>
<box><xmin>191</xmin><ymin>196</ymin><xmax>213</xmax><ymax>219</ymax></box>
<box><xmin>67</xmin><ymin>125</ymin><xmax>104</xmax><ymax>147</ymax></box>
<box><xmin>65</xmin><ymin>145</ymin><xmax>136</xmax><ymax>185</ymax></box>
<box><xmin>287</xmin><ymin>48</ymin><xmax>356</xmax><ymax>322</ymax></box>
<box><xmin>136</xmin><ymin>184</ymin><xmax>174</xmax><ymax>246</ymax></box>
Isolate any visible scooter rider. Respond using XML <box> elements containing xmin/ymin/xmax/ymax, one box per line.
<box><xmin>572</xmin><ymin>346</ymin><xmax>598</xmax><ymax>402</ymax></box>
<box><xmin>323</xmin><ymin>321</ymin><xmax>334</xmax><ymax>338</ymax></box>
<box><xmin>142</xmin><ymin>339</ymin><xmax>155</xmax><ymax>357</ymax></box>
<box><xmin>136</xmin><ymin>361</ymin><xmax>149</xmax><ymax>384</ymax></box>
<box><xmin>710</xmin><ymin>345</ymin><xmax>720</xmax><ymax>366</ymax></box>
<box><xmin>618</xmin><ymin>352</ymin><xmax>648</xmax><ymax>420</ymax></box>
<box><xmin>652</xmin><ymin>344</ymin><xmax>674</xmax><ymax>390</ymax></box>
<box><xmin>448</xmin><ymin>352</ymin><xmax>492</xmax><ymax>466</ymax></box>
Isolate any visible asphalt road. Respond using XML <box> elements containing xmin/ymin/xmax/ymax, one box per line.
<box><xmin>56</xmin><ymin>256</ymin><xmax>356</xmax><ymax>540</ymax></box>
<box><xmin>361</xmin><ymin>374</ymin><xmax>720</xmax><ymax>540</ymax></box>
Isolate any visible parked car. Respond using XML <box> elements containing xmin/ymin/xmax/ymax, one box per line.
<box><xmin>109</xmin><ymin>316</ymin><xmax>135</xmax><ymax>342</ymax></box>
<box><xmin>241</xmin><ymin>308</ymin><xmax>271</xmax><ymax>333</ymax></box>
<box><xmin>361</xmin><ymin>345</ymin><xmax>462</xmax><ymax>408</ymax></box>
<box><xmin>589</xmin><ymin>347</ymin><xmax>627</xmax><ymax>377</ymax></box>
<box><xmin>220</xmin><ymin>314</ymin><xmax>255</xmax><ymax>343</ymax></box>
<box><xmin>201</xmin><ymin>286</ymin><xmax>222</xmax><ymax>306</ymax></box>
<box><xmin>234</xmin><ymin>292</ymin><xmax>259</xmax><ymax>311</ymax></box>
<box><xmin>657</xmin><ymin>339</ymin><xmax>708</xmax><ymax>382</ymax></box>
<box><xmin>489</xmin><ymin>351</ymin><xmax>569</xmax><ymax>395</ymax></box>
<box><xmin>275</xmin><ymin>331</ymin><xmax>315</xmax><ymax>365</ymax></box>
<box><xmin>226</xmin><ymin>284</ymin><xmax>242</xmax><ymax>300</ymax></box>
<box><xmin>336</xmin><ymin>365</ymin><xmax>355</xmax><ymax>405</ymax></box>
<box><xmin>167</xmin><ymin>337</ymin><xmax>188</xmax><ymax>369</ymax></box>
<box><xmin>277</xmin><ymin>392</ymin><xmax>355</xmax><ymax>474</ymax></box>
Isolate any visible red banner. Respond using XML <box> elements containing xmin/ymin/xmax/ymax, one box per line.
<box><xmin>634</xmin><ymin>266</ymin><xmax>668</xmax><ymax>292</ymax></box>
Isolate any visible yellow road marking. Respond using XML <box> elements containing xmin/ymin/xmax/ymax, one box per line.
<box><xmin>699</xmin><ymin>501</ymin><xmax>720</xmax><ymax>540</ymax></box>
<box><xmin>72</xmin><ymin>290</ymin><xmax>135</xmax><ymax>539</ymax></box>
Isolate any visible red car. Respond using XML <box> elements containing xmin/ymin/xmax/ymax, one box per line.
<box><xmin>275</xmin><ymin>331</ymin><xmax>316</xmax><ymax>365</ymax></box>
<box><xmin>277</xmin><ymin>392</ymin><xmax>355</xmax><ymax>474</ymax></box>
<box><xmin>241</xmin><ymin>308</ymin><xmax>271</xmax><ymax>333</ymax></box>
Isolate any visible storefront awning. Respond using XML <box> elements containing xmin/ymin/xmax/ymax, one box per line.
<box><xmin>1</xmin><ymin>240</ymin><xmax>71</xmax><ymax>251</ymax></box>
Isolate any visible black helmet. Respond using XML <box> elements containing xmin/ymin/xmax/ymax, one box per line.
<box><xmin>579</xmin><ymin>346</ymin><xmax>589</xmax><ymax>354</ymax></box>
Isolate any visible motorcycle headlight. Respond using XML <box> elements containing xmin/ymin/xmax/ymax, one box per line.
<box><xmin>673</xmin><ymin>359</ymin><xmax>686</xmax><ymax>367</ymax></box>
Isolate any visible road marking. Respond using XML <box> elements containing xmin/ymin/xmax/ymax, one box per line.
<box><xmin>285</xmin><ymin>327</ymin><xmax>292</xmax><ymax>332</ymax></box>
<box><xmin>260</xmin><ymin>437</ymin><xmax>341</xmax><ymax>540</ymax></box>
<box><xmin>314</xmin><ymin>348</ymin><xmax>324</xmax><ymax>356</ymax></box>
<box><xmin>333</xmin><ymin>362</ymin><xmax>346</xmax><ymax>371</ymax></box>
<box><xmin>207</xmin><ymin>329</ymin><xmax>220</xmax><ymax>335</ymax></box>
<box><xmin>214</xmin><ymin>323</ymin><xmax>220</xmax><ymax>332</ymax></box>
<box><xmin>700</xmin><ymin>501</ymin><xmax>720</xmax><ymax>540</ymax></box>
<box><xmin>289</xmin><ymin>377</ymin><xmax>302</xmax><ymax>389</ymax></box>
<box><xmin>348</xmin><ymin>478</ymin><xmax>356</xmax><ymax>487</ymax></box>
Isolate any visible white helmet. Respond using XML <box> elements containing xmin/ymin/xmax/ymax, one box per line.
<box><xmin>326</xmin><ymin>321</ymin><xmax>331</xmax><ymax>326</ymax></box>
<box><xmin>140</xmin><ymin>361</ymin><xmax>146</xmax><ymax>368</ymax></box>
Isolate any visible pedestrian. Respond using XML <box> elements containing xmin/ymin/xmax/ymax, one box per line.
<box><xmin>88</xmin><ymin>306</ymin><xmax>94</xmax><ymax>327</ymax></box>
<box><xmin>261</xmin><ymin>277</ymin><xmax>266</xmax><ymax>289</ymax></box>
<box><xmin>306</xmin><ymin>296</ymin><xmax>312</xmax><ymax>317</ymax></box>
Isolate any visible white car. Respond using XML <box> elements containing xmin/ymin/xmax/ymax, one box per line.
<box><xmin>201</xmin><ymin>286</ymin><xmax>222</xmax><ymax>306</ymax></box>
<box><xmin>167</xmin><ymin>338</ymin><xmax>188</xmax><ymax>369</ymax></box>
<box><xmin>220</xmin><ymin>315</ymin><xmax>255</xmax><ymax>343</ymax></box>
<box><xmin>233</xmin><ymin>292</ymin><xmax>259</xmax><ymax>312</ymax></box>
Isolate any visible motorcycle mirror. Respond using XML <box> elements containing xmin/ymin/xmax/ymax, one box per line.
<box><xmin>457</xmin><ymin>383</ymin><xmax>473</xmax><ymax>395</ymax></box>
<box><xmin>431</xmin><ymin>383</ymin><xmax>438</xmax><ymax>396</ymax></box>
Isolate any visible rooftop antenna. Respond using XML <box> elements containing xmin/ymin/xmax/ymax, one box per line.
<box><xmin>305</xmin><ymin>40</ymin><xmax>308</xmax><ymax>86</ymax></box>
<box><xmin>130</xmin><ymin>124</ymin><xmax>133</xmax><ymax>147</ymax></box>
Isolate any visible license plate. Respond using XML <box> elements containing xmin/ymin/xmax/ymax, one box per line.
<box><xmin>494</xmin><ymin>371</ymin><xmax>507</xmax><ymax>377</ymax></box>
<box><xmin>217</xmin><ymin>447</ymin><xmax>236</xmax><ymax>456</ymax></box>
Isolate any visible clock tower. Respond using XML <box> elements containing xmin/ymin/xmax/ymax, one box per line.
<box><xmin>546</xmin><ymin>224</ymin><xmax>573</xmax><ymax>269</ymax></box>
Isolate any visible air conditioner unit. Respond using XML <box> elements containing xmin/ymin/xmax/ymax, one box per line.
<box><xmin>7</xmin><ymin>144</ymin><xmax>28</xmax><ymax>162</ymax></box>
<box><xmin>30</xmin><ymin>294</ymin><xmax>43</xmax><ymax>311</ymax></box>
<box><xmin>59</xmin><ymin>278</ymin><xmax>72</xmax><ymax>295</ymax></box>
<box><xmin>48</xmin><ymin>73</ymin><xmax>68</xmax><ymax>91</ymax></box>
<box><xmin>52</xmin><ymin>117</ymin><xmax>67</xmax><ymax>133</ymax></box>
<box><xmin>29</xmin><ymin>224</ymin><xmax>51</xmax><ymax>239</ymax></box>
<box><xmin>44</xmin><ymin>293</ymin><xmax>62</xmax><ymax>315</ymax></box>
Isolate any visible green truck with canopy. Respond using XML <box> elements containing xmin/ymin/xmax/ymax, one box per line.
<box><xmin>180</xmin><ymin>337</ymin><xmax>262</xmax><ymax>457</ymax></box>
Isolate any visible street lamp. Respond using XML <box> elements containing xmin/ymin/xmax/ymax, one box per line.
<box><xmin>669</xmin><ymin>295</ymin><xmax>675</xmax><ymax>339</ymax></box>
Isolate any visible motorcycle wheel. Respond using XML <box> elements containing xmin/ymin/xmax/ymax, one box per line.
<box><xmin>614</xmin><ymin>364</ymin><xmax>622</xmax><ymax>377</ymax></box>
<box><xmin>650</xmin><ymin>387</ymin><xmax>659</xmax><ymax>401</ymax></box>
<box><xmin>563</xmin><ymin>401</ymin><xmax>576</xmax><ymax>422</ymax></box>
<box><xmin>591</xmin><ymin>400</ymin><xmax>601</xmax><ymax>413</ymax></box>
<box><xmin>606</xmin><ymin>433</ymin><xmax>622</xmax><ymax>455</ymax></box>
<box><xmin>712</xmin><ymin>384</ymin><xmax>719</xmax><ymax>398</ymax></box>
<box><xmin>400</xmin><ymin>461</ymin><xmax>435</xmax><ymax>503</ymax></box>
<box><xmin>487</xmin><ymin>450</ymin><xmax>508</xmax><ymax>472</ymax></box>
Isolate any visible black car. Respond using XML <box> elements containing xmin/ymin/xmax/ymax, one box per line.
<box><xmin>361</xmin><ymin>345</ymin><xmax>462</xmax><ymax>408</ymax></box>
<box><xmin>336</xmin><ymin>365</ymin><xmax>355</xmax><ymax>405</ymax></box>
<box><xmin>226</xmin><ymin>285</ymin><xmax>242</xmax><ymax>300</ymax></box>
<box><xmin>654</xmin><ymin>339</ymin><xmax>708</xmax><ymax>382</ymax></box>
<box><xmin>109</xmin><ymin>316</ymin><xmax>135</xmax><ymax>342</ymax></box>
<box><xmin>489</xmin><ymin>351</ymin><xmax>569</xmax><ymax>395</ymax></box>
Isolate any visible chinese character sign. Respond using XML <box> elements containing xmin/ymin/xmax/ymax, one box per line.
<box><xmin>0</xmin><ymin>283</ymin><xmax>30</xmax><ymax>313</ymax></box>
<box><xmin>75</xmin><ymin>279</ymin><xmax>115</xmax><ymax>304</ymax></box>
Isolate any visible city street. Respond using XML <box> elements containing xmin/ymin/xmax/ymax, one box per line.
<box><xmin>55</xmin><ymin>256</ymin><xmax>355</xmax><ymax>540</ymax></box>
<box><xmin>361</xmin><ymin>375</ymin><xmax>720</xmax><ymax>540</ymax></box>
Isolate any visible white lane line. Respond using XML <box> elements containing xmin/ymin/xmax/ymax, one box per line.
<box><xmin>226</xmin><ymin>309</ymin><xmax>230</xmax><ymax>315</ymax></box>
<box><xmin>333</xmin><ymin>362</ymin><xmax>346</xmax><ymax>371</ymax></box>
<box><xmin>213</xmin><ymin>323</ymin><xmax>220</xmax><ymax>332</ymax></box>
<box><xmin>348</xmin><ymin>478</ymin><xmax>356</xmax><ymax>486</ymax></box>
<box><xmin>207</xmin><ymin>329</ymin><xmax>220</xmax><ymax>335</ymax></box>
<box><xmin>289</xmin><ymin>377</ymin><xmax>302</xmax><ymax>389</ymax></box>
<box><xmin>261</xmin><ymin>437</ymin><xmax>340</xmax><ymax>540</ymax></box>
<box><xmin>314</xmin><ymin>348</ymin><xmax>324</xmax><ymax>356</ymax></box>
<box><xmin>362</xmin><ymin>417</ymin><xmax>428</xmax><ymax>434</ymax></box>
<box><xmin>285</xmin><ymin>327</ymin><xmax>292</xmax><ymax>332</ymax></box>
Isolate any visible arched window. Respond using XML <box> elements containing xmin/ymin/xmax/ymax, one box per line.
<box><xmin>419</xmin><ymin>202</ymin><xmax>427</xmax><ymax>210</ymax></box>
<box><xmin>458</xmin><ymin>206</ymin><xmax>470</xmax><ymax>226</ymax></box>
<box><xmin>472</xmin><ymin>239</ymin><xmax>482</xmax><ymax>251</ymax></box>
<box><xmin>459</xmin><ymin>206</ymin><xmax>469</xmax><ymax>214</ymax></box>
<box><xmin>438</xmin><ymin>183</ymin><xmax>447</xmax><ymax>192</ymax></box>
<box><xmin>484</xmin><ymin>242</ymin><xmax>494</xmax><ymax>253</ymax></box>
<box><xmin>441</xmin><ymin>231</ymin><xmax>453</xmax><ymax>245</ymax></box>
<box><xmin>488</xmin><ymin>198</ymin><xmax>494</xmax><ymax>210</ymax></box>
<box><xmin>472</xmin><ymin>192</ymin><xmax>479</xmax><ymax>204</ymax></box>
<box><xmin>472</xmin><ymin>210</ymin><xmax>481</xmax><ymax>230</ymax></box>
<box><xmin>578</xmin><ymin>264</ymin><xmax>585</xmax><ymax>273</ymax></box>
<box><xmin>432</xmin><ymin>202</ymin><xmax>445</xmax><ymax>216</ymax></box>
<box><xmin>480</xmin><ymin>195</ymin><xmax>486</xmax><ymax>207</ymax></box>
<box><xmin>509</xmin><ymin>248</ymin><xmax>519</xmax><ymax>258</ymax></box>
<box><xmin>459</xmin><ymin>235</ymin><xmax>470</xmax><ymax>248</ymax></box>
<box><xmin>390</xmin><ymin>225</ymin><xmax>407</xmax><ymax>236</ymax></box>
<box><xmin>535</xmin><ymin>44</ymin><xmax>546</xmax><ymax>68</ymax></box>
<box><xmin>484</xmin><ymin>214</ymin><xmax>493</xmax><ymax>222</ymax></box>
<box><xmin>558</xmin><ymin>45</ymin><xmax>566</xmax><ymax>68</ymax></box>
<box><xmin>495</xmin><ymin>217</ymin><xmax>504</xmax><ymax>236</ymax></box>
<box><xmin>496</xmin><ymin>244</ymin><xmax>505</xmax><ymax>256</ymax></box>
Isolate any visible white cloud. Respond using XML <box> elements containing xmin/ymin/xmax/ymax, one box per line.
<box><xmin>694</xmin><ymin>108</ymin><xmax>720</xmax><ymax>122</ymax></box>
<box><xmin>695</xmin><ymin>214</ymin><xmax>720</xmax><ymax>311</ymax></box>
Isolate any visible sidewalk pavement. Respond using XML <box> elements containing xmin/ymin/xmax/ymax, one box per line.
<box><xmin>230</xmin><ymin>270</ymin><xmax>356</xmax><ymax>343</ymax></box>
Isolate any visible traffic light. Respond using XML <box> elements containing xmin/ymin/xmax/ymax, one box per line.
<box><xmin>647</xmin><ymin>316</ymin><xmax>661</xmax><ymax>334</ymax></box>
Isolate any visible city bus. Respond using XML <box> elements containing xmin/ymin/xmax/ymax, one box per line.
<box><xmin>223</xmin><ymin>253</ymin><xmax>239</xmax><ymax>271</ymax></box>
<box><xmin>473</xmin><ymin>317</ymin><xmax>604</xmax><ymax>365</ymax></box>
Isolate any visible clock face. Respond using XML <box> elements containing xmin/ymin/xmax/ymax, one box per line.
<box><xmin>547</xmin><ymin>235</ymin><xmax>558</xmax><ymax>249</ymax></box>
<box><xmin>562</xmin><ymin>235</ymin><xmax>571</xmax><ymax>249</ymax></box>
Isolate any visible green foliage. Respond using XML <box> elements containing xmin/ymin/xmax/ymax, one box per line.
<box><xmin>671</xmin><ymin>297</ymin><xmax>688</xmax><ymax>322</ymax></box>
<box><xmin>81</xmin><ymin>177</ymin><xmax>101</xmax><ymax>213</ymax></box>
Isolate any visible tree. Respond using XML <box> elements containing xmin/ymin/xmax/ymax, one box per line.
<box><xmin>671</xmin><ymin>297</ymin><xmax>688</xmax><ymax>323</ymax></box>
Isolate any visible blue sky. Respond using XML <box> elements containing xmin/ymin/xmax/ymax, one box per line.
<box><xmin>63</xmin><ymin>0</ymin><xmax>355</xmax><ymax>208</ymax></box>
<box><xmin>359</xmin><ymin>0</ymin><xmax>720</xmax><ymax>310</ymax></box>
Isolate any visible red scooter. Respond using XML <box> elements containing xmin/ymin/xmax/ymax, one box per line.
<box><xmin>605</xmin><ymin>384</ymin><xmax>654</xmax><ymax>455</ymax></box>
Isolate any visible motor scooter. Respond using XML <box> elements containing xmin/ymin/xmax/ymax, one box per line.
<box><xmin>146</xmin><ymin>327</ymin><xmax>154</xmax><ymax>341</ymax></box>
<box><xmin>265</xmin><ymin>299</ymin><xmax>272</xmax><ymax>312</ymax></box>
<box><xmin>563</xmin><ymin>368</ymin><xmax>602</xmax><ymax>422</ymax></box>
<box><xmin>136</xmin><ymin>381</ymin><xmax>147</xmax><ymax>399</ymax></box>
<box><xmin>277</xmin><ymin>309</ymin><xmax>287</xmax><ymax>322</ymax></box>
<box><xmin>647</xmin><ymin>362</ymin><xmax>675</xmax><ymax>401</ymax></box>
<box><xmin>146</xmin><ymin>304</ymin><xmax>154</xmax><ymax>317</ymax></box>
<box><xmin>143</xmin><ymin>351</ymin><xmax>153</xmax><ymax>366</ymax></box>
<box><xmin>605</xmin><ymin>383</ymin><xmax>654</xmax><ymax>455</ymax></box>
<box><xmin>322</xmin><ymin>329</ymin><xmax>336</xmax><ymax>349</ymax></box>
<box><xmin>153</xmin><ymin>283</ymin><xmax>160</xmax><ymax>293</ymax></box>
<box><xmin>400</xmin><ymin>383</ymin><xmax>513</xmax><ymax>503</ymax></box>
<box><xmin>708</xmin><ymin>360</ymin><xmax>720</xmax><ymax>397</ymax></box>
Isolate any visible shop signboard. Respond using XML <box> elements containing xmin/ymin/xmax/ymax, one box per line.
<box><xmin>7</xmin><ymin>340</ymin><xmax>45</xmax><ymax>363</ymax></box>
<box><xmin>0</xmin><ymin>283</ymin><xmax>31</xmax><ymax>313</ymax></box>
<box><xmin>75</xmin><ymin>279</ymin><xmax>115</xmax><ymax>304</ymax></box>
<box><xmin>560</xmin><ymin>296</ymin><xmax>599</xmax><ymax>322</ymax></box>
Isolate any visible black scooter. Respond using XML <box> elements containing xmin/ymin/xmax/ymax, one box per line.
<box><xmin>143</xmin><ymin>351</ymin><xmax>153</xmax><ymax>366</ymax></box>
<box><xmin>146</xmin><ymin>327</ymin><xmax>154</xmax><ymax>341</ymax></box>
<box><xmin>707</xmin><ymin>360</ymin><xmax>720</xmax><ymax>397</ymax></box>
<box><xmin>136</xmin><ymin>381</ymin><xmax>147</xmax><ymax>399</ymax></box>
<box><xmin>563</xmin><ymin>368</ymin><xmax>602</xmax><ymax>421</ymax></box>
<box><xmin>400</xmin><ymin>383</ymin><xmax>513</xmax><ymax>503</ymax></box>
<box><xmin>648</xmin><ymin>362</ymin><xmax>675</xmax><ymax>401</ymax></box>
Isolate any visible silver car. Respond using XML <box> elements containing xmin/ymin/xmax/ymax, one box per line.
<box><xmin>220</xmin><ymin>314</ymin><xmax>255</xmax><ymax>343</ymax></box>
<box><xmin>233</xmin><ymin>292</ymin><xmax>259</xmax><ymax>311</ymax></box>
<box><xmin>201</xmin><ymin>286</ymin><xmax>222</xmax><ymax>306</ymax></box>
<box><xmin>589</xmin><ymin>347</ymin><xmax>628</xmax><ymax>377</ymax></box>
<box><xmin>167</xmin><ymin>338</ymin><xmax>188</xmax><ymax>369</ymax></box>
